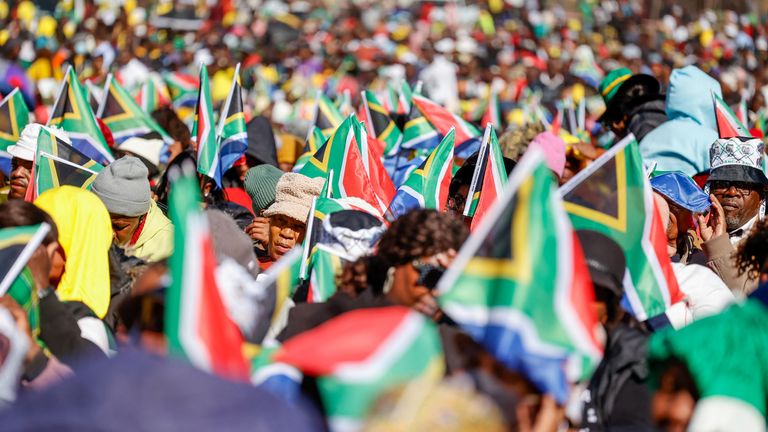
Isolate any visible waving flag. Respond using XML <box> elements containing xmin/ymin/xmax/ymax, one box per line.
<box><xmin>84</xmin><ymin>80</ymin><xmax>103</xmax><ymax>114</ymax></box>
<box><xmin>357</xmin><ymin>125</ymin><xmax>396</xmax><ymax>208</ymax></box>
<box><xmin>47</xmin><ymin>66</ymin><xmax>113</xmax><ymax>165</ymax></box>
<box><xmin>98</xmin><ymin>74</ymin><xmax>173</xmax><ymax>145</ymax></box>
<box><xmin>164</xmin><ymin>71</ymin><xmax>199</xmax><ymax>108</ymax></box>
<box><xmin>0</xmin><ymin>224</ymin><xmax>51</xmax><ymax>296</ymax></box>
<box><xmin>314</xmin><ymin>92</ymin><xmax>344</xmax><ymax>136</ymax></box>
<box><xmin>386</xmin><ymin>128</ymin><xmax>455</xmax><ymax>221</ymax></box>
<box><xmin>0</xmin><ymin>88</ymin><xmax>30</xmax><ymax>175</ymax></box>
<box><xmin>7</xmin><ymin>267</ymin><xmax>40</xmax><ymax>339</ymax></box>
<box><xmin>193</xmin><ymin>65</ymin><xmax>222</xmax><ymax>187</ymax></box>
<box><xmin>438</xmin><ymin>149</ymin><xmax>603</xmax><ymax>404</ymax></box>
<box><xmin>136</xmin><ymin>76</ymin><xmax>171</xmax><ymax>113</ymax></box>
<box><xmin>465</xmin><ymin>125</ymin><xmax>508</xmax><ymax>231</ymax></box>
<box><xmin>560</xmin><ymin>134</ymin><xmax>684</xmax><ymax>321</ymax></box>
<box><xmin>412</xmin><ymin>94</ymin><xmax>482</xmax><ymax>158</ymax></box>
<box><xmin>480</xmin><ymin>88</ymin><xmax>503</xmax><ymax>131</ymax></box>
<box><xmin>292</xmin><ymin>126</ymin><xmax>326</xmax><ymax>173</ymax></box>
<box><xmin>361</xmin><ymin>90</ymin><xmax>403</xmax><ymax>156</ymax></box>
<box><xmin>275</xmin><ymin>307</ymin><xmax>444</xmax><ymax>432</ymax></box>
<box><xmin>27</xmin><ymin>127</ymin><xmax>104</xmax><ymax>201</ymax></box>
<box><xmin>216</xmin><ymin>64</ymin><xmax>248</xmax><ymax>175</ymax></box>
<box><xmin>299</xmin><ymin>194</ymin><xmax>384</xmax><ymax>301</ymax></box>
<box><xmin>165</xmin><ymin>170</ymin><xmax>250</xmax><ymax>381</ymax></box>
<box><xmin>713</xmin><ymin>91</ymin><xmax>751</xmax><ymax>138</ymax></box>
<box><xmin>299</xmin><ymin>116</ymin><xmax>385</xmax><ymax>215</ymax></box>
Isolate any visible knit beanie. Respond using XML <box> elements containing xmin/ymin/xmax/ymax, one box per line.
<box><xmin>263</xmin><ymin>173</ymin><xmax>324</xmax><ymax>223</ymax></box>
<box><xmin>244</xmin><ymin>164</ymin><xmax>284</xmax><ymax>215</ymax></box>
<box><xmin>90</xmin><ymin>156</ymin><xmax>151</xmax><ymax>217</ymax></box>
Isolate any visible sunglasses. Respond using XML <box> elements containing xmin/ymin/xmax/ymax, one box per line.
<box><xmin>710</xmin><ymin>180</ymin><xmax>759</xmax><ymax>197</ymax></box>
<box><xmin>412</xmin><ymin>260</ymin><xmax>446</xmax><ymax>290</ymax></box>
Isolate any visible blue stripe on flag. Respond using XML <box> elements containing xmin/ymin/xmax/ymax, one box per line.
<box><xmin>460</xmin><ymin>323</ymin><xmax>571</xmax><ymax>404</ymax></box>
<box><xmin>455</xmin><ymin>137</ymin><xmax>482</xmax><ymax>159</ymax></box>
<box><xmin>219</xmin><ymin>137</ymin><xmax>248</xmax><ymax>174</ymax></box>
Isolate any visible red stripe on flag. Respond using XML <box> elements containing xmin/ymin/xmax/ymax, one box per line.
<box><xmin>569</xmin><ymin>231</ymin><xmax>602</xmax><ymax>352</ymax></box>
<box><xmin>649</xmin><ymin>199</ymin><xmax>685</xmax><ymax>304</ymax></box>
<box><xmin>275</xmin><ymin>307</ymin><xmax>411</xmax><ymax>375</ymax></box>
<box><xmin>196</xmin><ymin>234</ymin><xmax>250</xmax><ymax>380</ymax></box>
<box><xmin>413</xmin><ymin>96</ymin><xmax>475</xmax><ymax>144</ymax></box>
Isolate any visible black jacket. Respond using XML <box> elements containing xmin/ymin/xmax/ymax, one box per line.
<box><xmin>627</xmin><ymin>96</ymin><xmax>667</xmax><ymax>142</ymax></box>
<box><xmin>582</xmin><ymin>322</ymin><xmax>653</xmax><ymax>431</ymax></box>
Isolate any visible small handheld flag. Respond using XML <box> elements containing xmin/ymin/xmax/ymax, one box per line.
<box><xmin>98</xmin><ymin>74</ymin><xmax>173</xmax><ymax>145</ymax></box>
<box><xmin>0</xmin><ymin>88</ymin><xmax>30</xmax><ymax>175</ymax></box>
<box><xmin>216</xmin><ymin>63</ymin><xmax>248</xmax><ymax>175</ymax></box>
<box><xmin>193</xmin><ymin>65</ymin><xmax>222</xmax><ymax>187</ymax></box>
<box><xmin>48</xmin><ymin>66</ymin><xmax>113</xmax><ymax>165</ymax></box>
<box><xmin>713</xmin><ymin>91</ymin><xmax>751</xmax><ymax>138</ymax></box>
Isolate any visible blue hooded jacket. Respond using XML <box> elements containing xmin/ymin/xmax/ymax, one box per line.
<box><xmin>639</xmin><ymin>66</ymin><xmax>722</xmax><ymax>176</ymax></box>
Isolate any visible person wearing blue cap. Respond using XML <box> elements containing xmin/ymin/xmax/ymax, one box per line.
<box><xmin>650</xmin><ymin>172</ymin><xmax>712</xmax><ymax>265</ymax></box>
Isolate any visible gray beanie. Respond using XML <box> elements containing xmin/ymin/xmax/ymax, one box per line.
<box><xmin>91</xmin><ymin>156</ymin><xmax>151</xmax><ymax>217</ymax></box>
<box><xmin>206</xmin><ymin>209</ymin><xmax>260</xmax><ymax>277</ymax></box>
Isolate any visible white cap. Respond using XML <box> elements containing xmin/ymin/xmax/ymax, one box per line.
<box><xmin>7</xmin><ymin>123</ymin><xmax>70</xmax><ymax>162</ymax></box>
<box><xmin>116</xmin><ymin>137</ymin><xmax>164</xmax><ymax>168</ymax></box>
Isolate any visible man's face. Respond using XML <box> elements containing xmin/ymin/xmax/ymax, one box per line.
<box><xmin>110</xmin><ymin>214</ymin><xmax>143</xmax><ymax>248</ymax></box>
<box><xmin>268</xmin><ymin>214</ymin><xmax>306</xmax><ymax>261</ymax></box>
<box><xmin>711</xmin><ymin>180</ymin><xmax>763</xmax><ymax>231</ymax></box>
<box><xmin>8</xmin><ymin>157</ymin><xmax>32</xmax><ymax>199</ymax></box>
<box><xmin>447</xmin><ymin>184</ymin><xmax>469</xmax><ymax>215</ymax></box>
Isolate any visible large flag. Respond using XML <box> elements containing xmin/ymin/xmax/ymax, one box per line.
<box><xmin>97</xmin><ymin>74</ymin><xmax>173</xmax><ymax>145</ymax></box>
<box><xmin>0</xmin><ymin>224</ymin><xmax>51</xmax><ymax>295</ymax></box>
<box><xmin>400</xmin><ymin>98</ymin><xmax>441</xmax><ymax>153</ymax></box>
<box><xmin>292</xmin><ymin>126</ymin><xmax>325</xmax><ymax>173</ymax></box>
<box><xmin>357</xmin><ymin>125</ymin><xmax>396</xmax><ymax>208</ymax></box>
<box><xmin>275</xmin><ymin>306</ymin><xmax>444</xmax><ymax>432</ymax></box>
<box><xmin>464</xmin><ymin>125</ymin><xmax>508</xmax><ymax>232</ymax></box>
<box><xmin>216</xmin><ymin>64</ymin><xmax>248</xmax><ymax>175</ymax></box>
<box><xmin>0</xmin><ymin>88</ymin><xmax>30</xmax><ymax>175</ymax></box>
<box><xmin>165</xmin><ymin>170</ymin><xmax>250</xmax><ymax>381</ymax></box>
<box><xmin>386</xmin><ymin>128</ymin><xmax>455</xmax><ymax>221</ymax></box>
<box><xmin>560</xmin><ymin>134</ymin><xmax>684</xmax><ymax>321</ymax></box>
<box><xmin>47</xmin><ymin>66</ymin><xmax>113</xmax><ymax>165</ymax></box>
<box><xmin>26</xmin><ymin>127</ymin><xmax>104</xmax><ymax>201</ymax></box>
<box><xmin>360</xmin><ymin>90</ymin><xmax>403</xmax><ymax>157</ymax></box>
<box><xmin>314</xmin><ymin>92</ymin><xmax>344</xmax><ymax>136</ymax></box>
<box><xmin>712</xmin><ymin>91</ymin><xmax>751</xmax><ymax>138</ymax></box>
<box><xmin>298</xmin><ymin>116</ymin><xmax>385</xmax><ymax>215</ymax></box>
<box><xmin>412</xmin><ymin>94</ymin><xmax>482</xmax><ymax>158</ymax></box>
<box><xmin>7</xmin><ymin>267</ymin><xmax>41</xmax><ymax>340</ymax></box>
<box><xmin>437</xmin><ymin>149</ymin><xmax>603</xmax><ymax>404</ymax></box>
<box><xmin>193</xmin><ymin>65</ymin><xmax>222</xmax><ymax>187</ymax></box>
<box><xmin>164</xmin><ymin>71</ymin><xmax>199</xmax><ymax>108</ymax></box>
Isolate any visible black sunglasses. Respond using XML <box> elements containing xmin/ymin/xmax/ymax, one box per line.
<box><xmin>412</xmin><ymin>260</ymin><xmax>445</xmax><ymax>290</ymax></box>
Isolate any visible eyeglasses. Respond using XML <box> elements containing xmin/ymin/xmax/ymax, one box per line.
<box><xmin>412</xmin><ymin>260</ymin><xmax>446</xmax><ymax>290</ymax></box>
<box><xmin>710</xmin><ymin>181</ymin><xmax>759</xmax><ymax>197</ymax></box>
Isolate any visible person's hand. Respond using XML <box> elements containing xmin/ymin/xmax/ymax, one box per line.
<box><xmin>696</xmin><ymin>195</ymin><xmax>726</xmax><ymax>242</ymax></box>
<box><xmin>0</xmin><ymin>296</ymin><xmax>40</xmax><ymax>365</ymax></box>
<box><xmin>413</xmin><ymin>294</ymin><xmax>443</xmax><ymax>322</ymax></box>
<box><xmin>26</xmin><ymin>245</ymin><xmax>51</xmax><ymax>292</ymax></box>
<box><xmin>245</xmin><ymin>217</ymin><xmax>270</xmax><ymax>246</ymax></box>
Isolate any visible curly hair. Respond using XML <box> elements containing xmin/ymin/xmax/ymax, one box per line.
<box><xmin>498</xmin><ymin>122</ymin><xmax>544</xmax><ymax>161</ymax></box>
<box><xmin>736</xmin><ymin>217</ymin><xmax>768</xmax><ymax>279</ymax></box>
<box><xmin>337</xmin><ymin>209</ymin><xmax>469</xmax><ymax>296</ymax></box>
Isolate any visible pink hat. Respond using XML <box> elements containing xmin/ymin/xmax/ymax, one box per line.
<box><xmin>527</xmin><ymin>132</ymin><xmax>566</xmax><ymax>177</ymax></box>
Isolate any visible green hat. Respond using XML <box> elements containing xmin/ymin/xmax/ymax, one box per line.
<box><xmin>244</xmin><ymin>164</ymin><xmax>285</xmax><ymax>215</ymax></box>
<box><xmin>598</xmin><ymin>67</ymin><xmax>633</xmax><ymax>104</ymax></box>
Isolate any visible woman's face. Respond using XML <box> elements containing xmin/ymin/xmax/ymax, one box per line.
<box><xmin>268</xmin><ymin>214</ymin><xmax>306</xmax><ymax>261</ymax></box>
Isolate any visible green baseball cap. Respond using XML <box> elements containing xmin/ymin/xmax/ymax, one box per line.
<box><xmin>598</xmin><ymin>67</ymin><xmax>633</xmax><ymax>104</ymax></box>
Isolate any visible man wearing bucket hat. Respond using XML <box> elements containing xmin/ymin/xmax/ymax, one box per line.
<box><xmin>697</xmin><ymin>136</ymin><xmax>768</xmax><ymax>296</ymax></box>
<box><xmin>598</xmin><ymin>67</ymin><xmax>666</xmax><ymax>142</ymax></box>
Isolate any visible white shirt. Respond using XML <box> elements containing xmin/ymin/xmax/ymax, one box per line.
<box><xmin>729</xmin><ymin>215</ymin><xmax>758</xmax><ymax>246</ymax></box>
<box><xmin>665</xmin><ymin>262</ymin><xmax>735</xmax><ymax>329</ymax></box>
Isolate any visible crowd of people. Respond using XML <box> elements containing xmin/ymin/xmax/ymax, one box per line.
<box><xmin>0</xmin><ymin>0</ymin><xmax>767</xmax><ymax>431</ymax></box>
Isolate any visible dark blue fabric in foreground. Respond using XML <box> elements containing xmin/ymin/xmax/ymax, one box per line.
<box><xmin>0</xmin><ymin>349</ymin><xmax>324</xmax><ymax>432</ymax></box>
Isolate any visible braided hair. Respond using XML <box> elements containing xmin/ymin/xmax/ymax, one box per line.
<box><xmin>337</xmin><ymin>209</ymin><xmax>468</xmax><ymax>296</ymax></box>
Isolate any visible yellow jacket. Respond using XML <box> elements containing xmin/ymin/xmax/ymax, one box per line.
<box><xmin>128</xmin><ymin>200</ymin><xmax>173</xmax><ymax>262</ymax></box>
